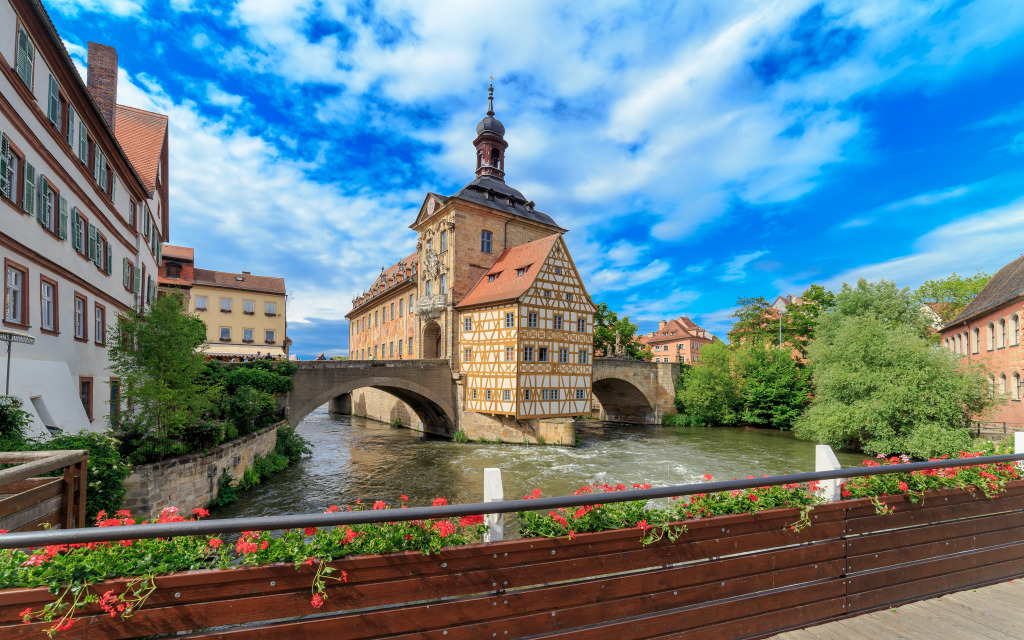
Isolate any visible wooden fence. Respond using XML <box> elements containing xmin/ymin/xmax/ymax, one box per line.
<box><xmin>0</xmin><ymin>450</ymin><xmax>87</xmax><ymax>532</ymax></box>
<box><xmin>1</xmin><ymin>480</ymin><xmax>1022</xmax><ymax>639</ymax></box>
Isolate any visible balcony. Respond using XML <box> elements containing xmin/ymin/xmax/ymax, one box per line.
<box><xmin>414</xmin><ymin>293</ymin><xmax>447</xmax><ymax>321</ymax></box>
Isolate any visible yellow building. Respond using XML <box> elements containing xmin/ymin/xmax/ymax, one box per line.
<box><xmin>158</xmin><ymin>244</ymin><xmax>289</xmax><ymax>358</ymax></box>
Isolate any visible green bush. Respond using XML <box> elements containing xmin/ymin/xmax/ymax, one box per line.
<box><xmin>0</xmin><ymin>396</ymin><xmax>31</xmax><ymax>449</ymax></box>
<box><xmin>222</xmin><ymin>367</ymin><xmax>293</xmax><ymax>395</ymax></box>
<box><xmin>390</xmin><ymin>418</ymin><xmax>404</xmax><ymax>427</ymax></box>
<box><xmin>275</xmin><ymin>425</ymin><xmax>311</xmax><ymax>461</ymax></box>
<box><xmin>32</xmin><ymin>432</ymin><xmax>132</xmax><ymax>522</ymax></box>
<box><xmin>453</xmin><ymin>430</ymin><xmax>469</xmax><ymax>443</ymax></box>
<box><xmin>210</xmin><ymin>470</ymin><xmax>237</xmax><ymax>508</ymax></box>
<box><xmin>661</xmin><ymin>413</ymin><xmax>692</xmax><ymax>426</ymax></box>
<box><xmin>238</xmin><ymin>464</ymin><xmax>261</xmax><ymax>490</ymax></box>
<box><xmin>226</xmin><ymin>387</ymin><xmax>278</xmax><ymax>434</ymax></box>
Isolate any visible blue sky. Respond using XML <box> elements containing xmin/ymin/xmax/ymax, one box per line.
<box><xmin>45</xmin><ymin>0</ymin><xmax>1024</xmax><ymax>358</ymax></box>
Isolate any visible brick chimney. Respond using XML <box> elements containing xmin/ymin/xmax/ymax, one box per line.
<box><xmin>87</xmin><ymin>42</ymin><xmax>117</xmax><ymax>129</ymax></box>
<box><xmin>658</xmin><ymin>320</ymin><xmax>667</xmax><ymax>331</ymax></box>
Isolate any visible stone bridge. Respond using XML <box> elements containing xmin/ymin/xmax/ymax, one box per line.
<box><xmin>286</xmin><ymin>358</ymin><xmax>679</xmax><ymax>441</ymax></box>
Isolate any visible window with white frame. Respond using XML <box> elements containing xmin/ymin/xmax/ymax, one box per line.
<box><xmin>538</xmin><ymin>347</ymin><xmax>548</xmax><ymax>362</ymax></box>
<box><xmin>94</xmin><ymin>305</ymin><xmax>105</xmax><ymax>345</ymax></box>
<box><xmin>551</xmin><ymin>389</ymin><xmax>558</xmax><ymax>400</ymax></box>
<box><xmin>220</xmin><ymin>298</ymin><xmax>232</xmax><ymax>312</ymax></box>
<box><xmin>40</xmin><ymin>279</ymin><xmax>55</xmax><ymax>331</ymax></box>
<box><xmin>505</xmin><ymin>312</ymin><xmax>514</xmax><ymax>327</ymax></box>
<box><xmin>243</xmin><ymin>300</ymin><xmax>255</xmax><ymax>314</ymax></box>
<box><xmin>439</xmin><ymin>274</ymin><xmax>446</xmax><ymax>295</ymax></box>
<box><xmin>973</xmin><ymin>327</ymin><xmax>980</xmax><ymax>353</ymax></box>
<box><xmin>505</xmin><ymin>346</ymin><xmax>513</xmax><ymax>361</ymax></box>
<box><xmin>524</xmin><ymin>346</ymin><xmax>534</xmax><ymax>361</ymax></box>
<box><xmin>472</xmin><ymin>389</ymin><xmax>477</xmax><ymax>400</ymax></box>
<box><xmin>265</xmin><ymin>330</ymin><xmax>275</xmax><ymax>343</ymax></box>
<box><xmin>464</xmin><ymin>316</ymin><xmax>472</xmax><ymax>331</ymax></box>
<box><xmin>74</xmin><ymin>295</ymin><xmax>85</xmax><ymax>339</ymax></box>
<box><xmin>265</xmin><ymin>301</ymin><xmax>276</xmax><ymax>316</ymax></box>
<box><xmin>220</xmin><ymin>327</ymin><xmax>231</xmax><ymax>341</ymax></box>
<box><xmin>464</xmin><ymin>347</ymin><xmax>472</xmax><ymax>362</ymax></box>
<box><xmin>579</xmin><ymin>349</ymin><xmax>588</xmax><ymax>364</ymax></box>
<box><xmin>999</xmin><ymin>318</ymin><xmax>1007</xmax><ymax>347</ymax></box>
<box><xmin>553</xmin><ymin>315</ymin><xmax>562</xmax><ymax>330</ymax></box>
<box><xmin>988</xmin><ymin>322</ymin><xmax>995</xmax><ymax>350</ymax></box>
<box><xmin>440</xmin><ymin>230</ymin><xmax>447</xmax><ymax>252</ymax></box>
<box><xmin>577</xmin><ymin>317</ymin><xmax>586</xmax><ymax>332</ymax></box>
<box><xmin>5</xmin><ymin>265</ymin><xmax>25</xmax><ymax>324</ymax></box>
<box><xmin>1012</xmin><ymin>314</ymin><xmax>1021</xmax><ymax>346</ymax></box>
<box><xmin>576</xmin><ymin>389</ymin><xmax>585</xmax><ymax>400</ymax></box>
<box><xmin>542</xmin><ymin>389</ymin><xmax>549</xmax><ymax>400</ymax></box>
<box><xmin>486</xmin><ymin>389</ymin><xmax>492</xmax><ymax>401</ymax></box>
<box><xmin>503</xmin><ymin>390</ymin><xmax>510</xmax><ymax>401</ymax></box>
<box><xmin>528</xmin><ymin>312</ymin><xmax>538</xmax><ymax>328</ymax></box>
<box><xmin>559</xmin><ymin>348</ymin><xmax>568</xmax><ymax>363</ymax></box>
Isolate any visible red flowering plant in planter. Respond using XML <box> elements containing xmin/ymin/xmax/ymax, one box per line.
<box><xmin>0</xmin><ymin>497</ymin><xmax>488</xmax><ymax>636</ymax></box>
<box><xmin>667</xmin><ymin>474</ymin><xmax>824</xmax><ymax>530</ymax></box>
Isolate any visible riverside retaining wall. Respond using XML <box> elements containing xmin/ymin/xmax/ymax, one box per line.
<box><xmin>121</xmin><ymin>423</ymin><xmax>280</xmax><ymax>519</ymax></box>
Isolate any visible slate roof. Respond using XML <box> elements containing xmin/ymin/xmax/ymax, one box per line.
<box><xmin>456</xmin><ymin>234</ymin><xmax>561</xmax><ymax>309</ymax></box>
<box><xmin>348</xmin><ymin>252</ymin><xmax>418</xmax><ymax>314</ymax></box>
<box><xmin>192</xmin><ymin>269</ymin><xmax>286</xmax><ymax>295</ymax></box>
<box><xmin>162</xmin><ymin>244</ymin><xmax>194</xmax><ymax>261</ymax></box>
<box><xmin>947</xmin><ymin>254</ymin><xmax>1024</xmax><ymax>326</ymax></box>
<box><xmin>114</xmin><ymin>105</ymin><xmax>167</xmax><ymax>195</ymax></box>
<box><xmin>452</xmin><ymin>176</ymin><xmax>563</xmax><ymax>229</ymax></box>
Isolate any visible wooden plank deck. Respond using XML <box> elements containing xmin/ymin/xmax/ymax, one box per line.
<box><xmin>769</xmin><ymin>579</ymin><xmax>1024</xmax><ymax>640</ymax></box>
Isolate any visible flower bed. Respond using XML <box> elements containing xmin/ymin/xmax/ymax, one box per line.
<box><xmin>1</xmin><ymin>453</ymin><xmax>1022</xmax><ymax>638</ymax></box>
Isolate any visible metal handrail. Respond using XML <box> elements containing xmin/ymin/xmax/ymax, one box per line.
<box><xmin>2</xmin><ymin>453</ymin><xmax>1022</xmax><ymax>549</ymax></box>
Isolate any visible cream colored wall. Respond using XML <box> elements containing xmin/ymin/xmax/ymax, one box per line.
<box><xmin>190</xmin><ymin>284</ymin><xmax>287</xmax><ymax>350</ymax></box>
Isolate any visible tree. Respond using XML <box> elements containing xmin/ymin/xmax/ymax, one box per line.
<box><xmin>673</xmin><ymin>340</ymin><xmax>740</xmax><ymax>426</ymax></box>
<box><xmin>108</xmin><ymin>293</ymin><xmax>220</xmax><ymax>461</ymax></box>
<box><xmin>592</xmin><ymin>302</ymin><xmax>652</xmax><ymax>360</ymax></box>
<box><xmin>735</xmin><ymin>344</ymin><xmax>812</xmax><ymax>430</ymax></box>
<box><xmin>727</xmin><ymin>296</ymin><xmax>773</xmax><ymax>345</ymax></box>
<box><xmin>913</xmin><ymin>269</ymin><xmax>991</xmax><ymax>324</ymax></box>
<box><xmin>784</xmin><ymin>284</ymin><xmax>836</xmax><ymax>355</ymax></box>
<box><xmin>795</xmin><ymin>279</ymin><xmax>994</xmax><ymax>458</ymax></box>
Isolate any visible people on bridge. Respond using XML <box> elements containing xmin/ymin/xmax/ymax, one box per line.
<box><xmin>315</xmin><ymin>353</ymin><xmax>327</xmax><ymax>361</ymax></box>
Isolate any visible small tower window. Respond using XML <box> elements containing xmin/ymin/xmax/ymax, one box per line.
<box><xmin>477</xmin><ymin>150</ymin><xmax>482</xmax><ymax>169</ymax></box>
<box><xmin>491</xmin><ymin>149</ymin><xmax>500</xmax><ymax>168</ymax></box>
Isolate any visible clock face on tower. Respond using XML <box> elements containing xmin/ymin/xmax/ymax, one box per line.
<box><xmin>427</xmin><ymin>199</ymin><xmax>436</xmax><ymax>215</ymax></box>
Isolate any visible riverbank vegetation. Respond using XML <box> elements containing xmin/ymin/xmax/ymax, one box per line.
<box><xmin>669</xmin><ymin>277</ymin><xmax>998</xmax><ymax>458</ymax></box>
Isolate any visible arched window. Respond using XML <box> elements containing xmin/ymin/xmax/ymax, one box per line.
<box><xmin>476</xmin><ymin>150</ymin><xmax>482</xmax><ymax>169</ymax></box>
<box><xmin>999</xmin><ymin>373</ymin><xmax>1007</xmax><ymax>396</ymax></box>
<box><xmin>998</xmin><ymin>318</ymin><xmax>1007</xmax><ymax>347</ymax></box>
<box><xmin>1012</xmin><ymin>314</ymin><xmax>1020</xmax><ymax>346</ymax></box>
<box><xmin>491</xmin><ymin>149</ymin><xmax>500</xmax><ymax>168</ymax></box>
<box><xmin>944</xmin><ymin>338</ymin><xmax>950</xmax><ymax>349</ymax></box>
<box><xmin>987</xmin><ymin>322</ymin><xmax>995</xmax><ymax>351</ymax></box>
<box><xmin>964</xmin><ymin>331</ymin><xmax>970</xmax><ymax>354</ymax></box>
<box><xmin>955</xmin><ymin>333</ymin><xmax>962</xmax><ymax>354</ymax></box>
<box><xmin>1013</xmin><ymin>372</ymin><xmax>1021</xmax><ymax>401</ymax></box>
<box><xmin>972</xmin><ymin>326</ymin><xmax>980</xmax><ymax>353</ymax></box>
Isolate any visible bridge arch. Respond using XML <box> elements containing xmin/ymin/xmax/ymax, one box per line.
<box><xmin>591</xmin><ymin>359</ymin><xmax>679</xmax><ymax>424</ymax></box>
<box><xmin>288</xmin><ymin>361</ymin><xmax>456</xmax><ymax>437</ymax></box>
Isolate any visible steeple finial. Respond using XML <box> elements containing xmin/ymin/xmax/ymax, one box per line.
<box><xmin>486</xmin><ymin>81</ymin><xmax>495</xmax><ymax>117</ymax></box>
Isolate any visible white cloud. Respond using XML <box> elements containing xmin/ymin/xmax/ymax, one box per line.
<box><xmin>720</xmin><ymin>251</ymin><xmax>769</xmax><ymax>282</ymax></box>
<box><xmin>46</xmin><ymin>0</ymin><xmax>143</xmax><ymax>17</ymax></box>
<box><xmin>826</xmin><ymin>197</ymin><xmax>1024</xmax><ymax>291</ymax></box>
<box><xmin>881</xmin><ymin>185</ymin><xmax>970</xmax><ymax>211</ymax></box>
<box><xmin>204</xmin><ymin>82</ymin><xmax>244</xmax><ymax>109</ymax></box>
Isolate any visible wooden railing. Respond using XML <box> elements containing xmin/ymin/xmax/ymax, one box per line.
<box><xmin>0</xmin><ymin>450</ymin><xmax>87</xmax><ymax>532</ymax></box>
<box><xmin>0</xmin><ymin>456</ymin><xmax>1022</xmax><ymax>638</ymax></box>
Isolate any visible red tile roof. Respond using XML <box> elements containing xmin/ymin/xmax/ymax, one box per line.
<box><xmin>114</xmin><ymin>104</ymin><xmax>167</xmax><ymax>195</ymax></box>
<box><xmin>456</xmin><ymin>234</ymin><xmax>560</xmax><ymax>308</ymax></box>
<box><xmin>192</xmin><ymin>269</ymin><xmax>286</xmax><ymax>295</ymax></box>
<box><xmin>640</xmin><ymin>317</ymin><xmax>713</xmax><ymax>345</ymax></box>
<box><xmin>162</xmin><ymin>244</ymin><xmax>194</xmax><ymax>261</ymax></box>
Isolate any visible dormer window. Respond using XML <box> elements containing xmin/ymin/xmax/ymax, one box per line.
<box><xmin>516</xmin><ymin>267</ymin><xmax>527</xmax><ymax>277</ymax></box>
<box><xmin>488</xmin><ymin>274</ymin><xmax>497</xmax><ymax>282</ymax></box>
<box><xmin>166</xmin><ymin>262</ymin><xmax>181</xmax><ymax>278</ymax></box>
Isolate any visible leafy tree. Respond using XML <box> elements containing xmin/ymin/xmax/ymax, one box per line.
<box><xmin>735</xmin><ymin>344</ymin><xmax>812</xmax><ymax>430</ymax></box>
<box><xmin>727</xmin><ymin>296</ymin><xmax>773</xmax><ymax>345</ymax></box>
<box><xmin>913</xmin><ymin>268</ymin><xmax>991</xmax><ymax>324</ymax></box>
<box><xmin>672</xmin><ymin>340</ymin><xmax>739</xmax><ymax>426</ymax></box>
<box><xmin>795</xmin><ymin>279</ymin><xmax>994</xmax><ymax>458</ymax></box>
<box><xmin>592</xmin><ymin>302</ymin><xmax>652</xmax><ymax>360</ymax></box>
<box><xmin>108</xmin><ymin>293</ymin><xmax>221</xmax><ymax>462</ymax></box>
<box><xmin>784</xmin><ymin>284</ymin><xmax>836</xmax><ymax>355</ymax></box>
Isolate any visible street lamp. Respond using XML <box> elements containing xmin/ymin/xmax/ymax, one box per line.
<box><xmin>0</xmin><ymin>328</ymin><xmax>34</xmax><ymax>395</ymax></box>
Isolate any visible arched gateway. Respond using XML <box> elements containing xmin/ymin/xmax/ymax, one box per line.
<box><xmin>288</xmin><ymin>360</ymin><xmax>456</xmax><ymax>436</ymax></box>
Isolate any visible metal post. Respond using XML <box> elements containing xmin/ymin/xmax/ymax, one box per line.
<box><xmin>483</xmin><ymin>467</ymin><xmax>503</xmax><ymax>543</ymax></box>
<box><xmin>815</xmin><ymin>444</ymin><xmax>843</xmax><ymax>502</ymax></box>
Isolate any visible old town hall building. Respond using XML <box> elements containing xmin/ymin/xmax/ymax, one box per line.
<box><xmin>346</xmin><ymin>86</ymin><xmax>596</xmax><ymax>422</ymax></box>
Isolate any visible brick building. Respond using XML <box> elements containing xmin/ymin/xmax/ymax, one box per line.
<box><xmin>1</xmin><ymin>1</ymin><xmax>167</xmax><ymax>435</ymax></box>
<box><xmin>940</xmin><ymin>255</ymin><xmax>1024</xmax><ymax>426</ymax></box>
<box><xmin>345</xmin><ymin>84</ymin><xmax>596</xmax><ymax>419</ymax></box>
<box><xmin>639</xmin><ymin>317</ymin><xmax>714</xmax><ymax>364</ymax></box>
<box><xmin>158</xmin><ymin>244</ymin><xmax>289</xmax><ymax>358</ymax></box>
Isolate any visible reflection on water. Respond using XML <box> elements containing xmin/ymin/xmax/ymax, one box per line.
<box><xmin>214</xmin><ymin>406</ymin><xmax>866</xmax><ymax>520</ymax></box>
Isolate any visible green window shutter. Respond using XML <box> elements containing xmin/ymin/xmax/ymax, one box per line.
<box><xmin>0</xmin><ymin>135</ymin><xmax>9</xmax><ymax>199</ymax></box>
<box><xmin>78</xmin><ymin>123</ymin><xmax>87</xmax><ymax>163</ymax></box>
<box><xmin>122</xmin><ymin>258</ymin><xmax>129</xmax><ymax>288</ymax></box>
<box><xmin>37</xmin><ymin>175</ymin><xmax>48</xmax><ymax>226</ymax></box>
<box><xmin>133</xmin><ymin>267</ymin><xmax>141</xmax><ymax>294</ymax></box>
<box><xmin>105</xmin><ymin>242</ymin><xmax>112</xmax><ymax>274</ymax></box>
<box><xmin>156</xmin><ymin>240</ymin><xmax>162</xmax><ymax>264</ymax></box>
<box><xmin>111</xmin><ymin>172</ymin><xmax>117</xmax><ymax>202</ymax></box>
<box><xmin>16</xmin><ymin>27</ymin><xmax>33</xmax><ymax>89</ymax></box>
<box><xmin>144</xmin><ymin>214</ymin><xmax>150</xmax><ymax>239</ymax></box>
<box><xmin>71</xmin><ymin>207</ymin><xmax>80</xmax><ymax>250</ymax></box>
<box><xmin>23</xmin><ymin>163</ymin><xmax>35</xmax><ymax>215</ymax></box>
<box><xmin>88</xmin><ymin>224</ymin><xmax>97</xmax><ymax>262</ymax></box>
<box><xmin>58</xmin><ymin>196</ymin><xmax>68</xmax><ymax>240</ymax></box>
<box><xmin>47</xmin><ymin>75</ymin><xmax>60</xmax><ymax>127</ymax></box>
<box><xmin>67</xmin><ymin>107</ymin><xmax>75</xmax><ymax>147</ymax></box>
<box><xmin>94</xmin><ymin>151</ymin><xmax>103</xmax><ymax>183</ymax></box>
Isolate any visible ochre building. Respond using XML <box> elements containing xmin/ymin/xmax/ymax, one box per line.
<box><xmin>158</xmin><ymin>244</ymin><xmax>289</xmax><ymax>359</ymax></box>
<box><xmin>346</xmin><ymin>85</ymin><xmax>596</xmax><ymax>425</ymax></box>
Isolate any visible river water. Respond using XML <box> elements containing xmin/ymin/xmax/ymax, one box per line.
<box><xmin>214</xmin><ymin>406</ymin><xmax>866</xmax><ymax>520</ymax></box>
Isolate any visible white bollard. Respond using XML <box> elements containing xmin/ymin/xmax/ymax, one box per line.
<box><xmin>815</xmin><ymin>445</ymin><xmax>844</xmax><ymax>502</ymax></box>
<box><xmin>1015</xmin><ymin>433</ymin><xmax>1024</xmax><ymax>471</ymax></box>
<box><xmin>483</xmin><ymin>468</ymin><xmax>504</xmax><ymax>543</ymax></box>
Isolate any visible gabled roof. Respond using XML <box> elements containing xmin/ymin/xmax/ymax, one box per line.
<box><xmin>640</xmin><ymin>317</ymin><xmax>713</xmax><ymax>344</ymax></box>
<box><xmin>114</xmin><ymin>104</ymin><xmax>167</xmax><ymax>195</ymax></box>
<box><xmin>192</xmin><ymin>269</ymin><xmax>286</xmax><ymax>295</ymax></box>
<box><xmin>456</xmin><ymin>234</ymin><xmax>560</xmax><ymax>308</ymax></box>
<box><xmin>162</xmin><ymin>244</ymin><xmax>193</xmax><ymax>262</ymax></box>
<box><xmin>947</xmin><ymin>254</ymin><xmax>1024</xmax><ymax>326</ymax></box>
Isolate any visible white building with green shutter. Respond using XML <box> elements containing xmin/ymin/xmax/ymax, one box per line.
<box><xmin>0</xmin><ymin>0</ymin><xmax>168</xmax><ymax>435</ymax></box>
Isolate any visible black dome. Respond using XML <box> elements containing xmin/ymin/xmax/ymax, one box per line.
<box><xmin>476</xmin><ymin>115</ymin><xmax>505</xmax><ymax>137</ymax></box>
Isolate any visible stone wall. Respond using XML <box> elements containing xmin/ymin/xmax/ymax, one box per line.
<box><xmin>122</xmin><ymin>423</ymin><xmax>280</xmax><ymax>519</ymax></box>
<box><xmin>348</xmin><ymin>388</ymin><xmax>423</xmax><ymax>430</ymax></box>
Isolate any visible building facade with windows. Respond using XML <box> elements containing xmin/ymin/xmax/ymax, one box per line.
<box><xmin>346</xmin><ymin>85</ymin><xmax>596</xmax><ymax>421</ymax></box>
<box><xmin>158</xmin><ymin>244</ymin><xmax>289</xmax><ymax>359</ymax></box>
<box><xmin>639</xmin><ymin>317</ymin><xmax>714</xmax><ymax>364</ymax></box>
<box><xmin>940</xmin><ymin>254</ymin><xmax>1024</xmax><ymax>426</ymax></box>
<box><xmin>1</xmin><ymin>1</ymin><xmax>166</xmax><ymax>435</ymax></box>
